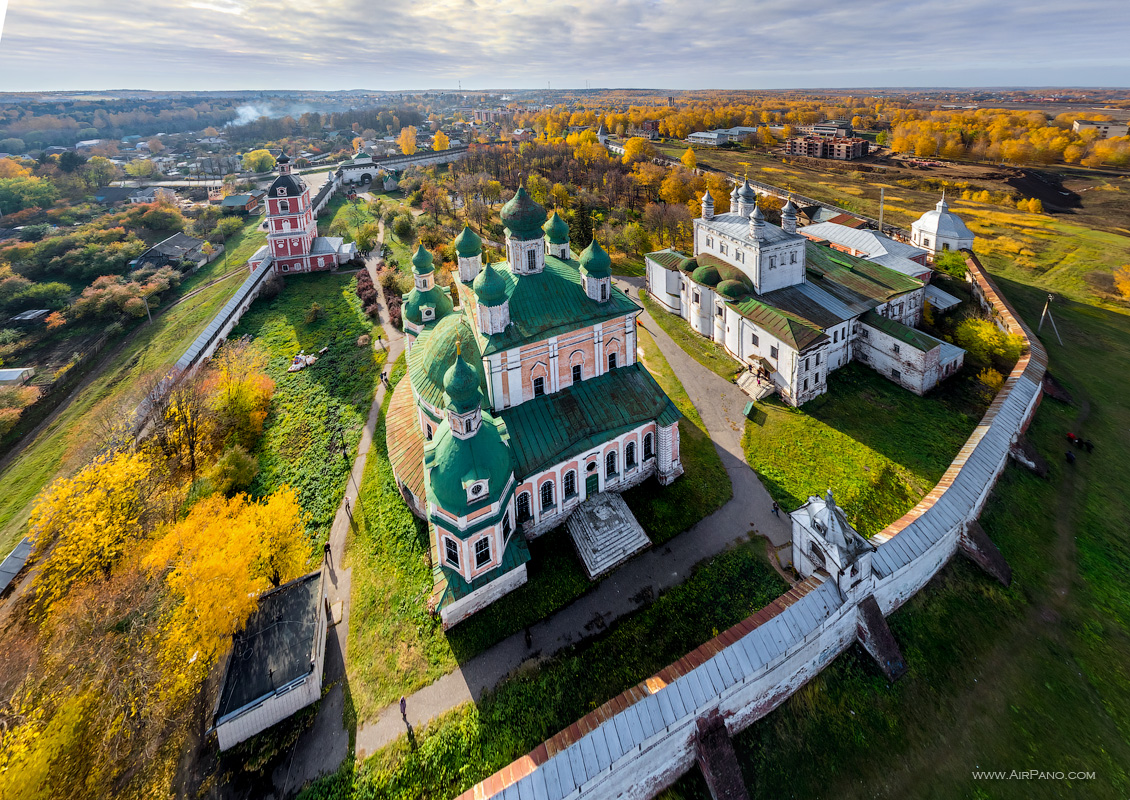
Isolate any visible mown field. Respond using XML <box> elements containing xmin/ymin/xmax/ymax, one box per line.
<box><xmin>0</xmin><ymin>217</ymin><xmax>266</xmax><ymax>556</ymax></box>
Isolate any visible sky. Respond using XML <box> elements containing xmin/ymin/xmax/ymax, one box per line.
<box><xmin>0</xmin><ymin>0</ymin><xmax>1128</xmax><ymax>92</ymax></box>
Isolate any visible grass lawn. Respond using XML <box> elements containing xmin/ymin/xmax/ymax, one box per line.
<box><xmin>229</xmin><ymin>272</ymin><xmax>381</xmax><ymax>543</ymax></box>
<box><xmin>639</xmin><ymin>288</ymin><xmax>742</xmax><ymax>380</ymax></box>
<box><xmin>181</xmin><ymin>215</ymin><xmax>266</xmax><ymax>293</ymax></box>
<box><xmin>742</xmin><ymin>362</ymin><xmax>981</xmax><ymax>536</ymax></box>
<box><xmin>317</xmin><ymin>195</ymin><xmax>378</xmax><ymax>244</ymax></box>
<box><xmin>345</xmin><ymin>323</ymin><xmax>731</xmax><ymax>718</ymax></box>
<box><xmin>303</xmin><ymin>540</ymin><xmax>788</xmax><ymax>800</ymax></box>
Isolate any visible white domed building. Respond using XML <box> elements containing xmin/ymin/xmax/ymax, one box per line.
<box><xmin>911</xmin><ymin>194</ymin><xmax>975</xmax><ymax>258</ymax></box>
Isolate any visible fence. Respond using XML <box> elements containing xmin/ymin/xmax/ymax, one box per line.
<box><xmin>460</xmin><ymin>249</ymin><xmax>1046</xmax><ymax>800</ymax></box>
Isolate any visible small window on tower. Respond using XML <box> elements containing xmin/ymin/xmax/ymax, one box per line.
<box><xmin>279</xmin><ymin>200</ymin><xmax>289</xmax><ymax>213</ymax></box>
<box><xmin>572</xmin><ymin>364</ymin><xmax>582</xmax><ymax>383</ymax></box>
<box><xmin>600</xmin><ymin>283</ymin><xmax>608</xmax><ymax>301</ymax></box>
<box><xmin>533</xmin><ymin>376</ymin><xmax>545</xmax><ymax>397</ymax></box>
<box><xmin>474</xmin><ymin>538</ymin><xmax>491</xmax><ymax>569</ymax></box>
<box><xmin>608</xmin><ymin>352</ymin><xmax>617</xmax><ymax>370</ymax></box>
<box><xmin>445</xmin><ymin>538</ymin><xmax>459</xmax><ymax>568</ymax></box>
<box><xmin>527</xmin><ymin>249</ymin><xmax>537</xmax><ymax>271</ymax></box>
<box><xmin>791</xmin><ymin>251</ymin><xmax>797</xmax><ymax>264</ymax></box>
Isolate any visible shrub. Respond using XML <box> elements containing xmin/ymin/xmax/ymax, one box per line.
<box><xmin>304</xmin><ymin>302</ymin><xmax>324</xmax><ymax>324</ymax></box>
<box><xmin>954</xmin><ymin>317</ymin><xmax>1023</xmax><ymax>371</ymax></box>
<box><xmin>208</xmin><ymin>445</ymin><xmax>260</xmax><ymax>495</ymax></box>
<box><xmin>259</xmin><ymin>274</ymin><xmax>284</xmax><ymax>301</ymax></box>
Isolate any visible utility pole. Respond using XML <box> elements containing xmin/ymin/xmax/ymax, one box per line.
<box><xmin>1037</xmin><ymin>294</ymin><xmax>1063</xmax><ymax>345</ymax></box>
<box><xmin>878</xmin><ymin>187</ymin><xmax>884</xmax><ymax>234</ymax></box>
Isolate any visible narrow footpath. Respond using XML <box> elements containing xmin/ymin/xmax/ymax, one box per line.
<box><xmin>349</xmin><ymin>274</ymin><xmax>791</xmax><ymax>759</ymax></box>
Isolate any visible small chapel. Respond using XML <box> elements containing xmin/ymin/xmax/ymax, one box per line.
<box><xmin>645</xmin><ymin>182</ymin><xmax>966</xmax><ymax>405</ymax></box>
<box><xmin>248</xmin><ymin>154</ymin><xmax>357</xmax><ymax>274</ymax></box>
<box><xmin>386</xmin><ymin>188</ymin><xmax>683</xmax><ymax>627</ymax></box>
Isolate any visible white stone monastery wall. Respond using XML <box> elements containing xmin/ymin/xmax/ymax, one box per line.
<box><xmin>459</xmin><ymin>251</ymin><xmax>1047</xmax><ymax>800</ymax></box>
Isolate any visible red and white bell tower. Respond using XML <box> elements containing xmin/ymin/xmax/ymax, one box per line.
<box><xmin>265</xmin><ymin>153</ymin><xmax>318</xmax><ymax>272</ymax></box>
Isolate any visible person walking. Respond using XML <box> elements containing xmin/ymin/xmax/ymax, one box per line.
<box><xmin>771</xmin><ymin>501</ymin><xmax>780</xmax><ymax>517</ymax></box>
<box><xmin>400</xmin><ymin>696</ymin><xmax>407</xmax><ymax>723</ymax></box>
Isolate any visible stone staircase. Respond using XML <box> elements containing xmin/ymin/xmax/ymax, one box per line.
<box><xmin>737</xmin><ymin>371</ymin><xmax>776</xmax><ymax>401</ymax></box>
<box><xmin>566</xmin><ymin>492</ymin><xmax>652</xmax><ymax>580</ymax></box>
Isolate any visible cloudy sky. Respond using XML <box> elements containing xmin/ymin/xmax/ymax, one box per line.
<box><xmin>0</xmin><ymin>0</ymin><xmax>1127</xmax><ymax>92</ymax></box>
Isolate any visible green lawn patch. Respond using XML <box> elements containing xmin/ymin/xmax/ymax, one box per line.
<box><xmin>303</xmin><ymin>541</ymin><xmax>788</xmax><ymax>800</ymax></box>
<box><xmin>743</xmin><ymin>363</ymin><xmax>980</xmax><ymax>536</ymax></box>
<box><xmin>181</xmin><ymin>215</ymin><xmax>266</xmax><ymax>293</ymax></box>
<box><xmin>318</xmin><ymin>195</ymin><xmax>377</xmax><ymax>243</ymax></box>
<box><xmin>639</xmin><ymin>289</ymin><xmax>742</xmax><ymax>380</ymax></box>
<box><xmin>230</xmin><ymin>272</ymin><xmax>380</xmax><ymax>542</ymax></box>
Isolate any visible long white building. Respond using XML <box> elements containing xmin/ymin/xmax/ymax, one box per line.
<box><xmin>645</xmin><ymin>182</ymin><xmax>965</xmax><ymax>405</ymax></box>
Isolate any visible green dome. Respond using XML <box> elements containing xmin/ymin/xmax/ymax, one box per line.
<box><xmin>717</xmin><ymin>279</ymin><xmax>749</xmax><ymax>300</ymax></box>
<box><xmin>500</xmin><ymin>186</ymin><xmax>547</xmax><ymax>240</ymax></box>
<box><xmin>443</xmin><ymin>348</ymin><xmax>482</xmax><ymax>414</ymax></box>
<box><xmin>543</xmin><ymin>211</ymin><xmax>570</xmax><ymax>245</ymax></box>
<box><xmin>411</xmin><ymin>244</ymin><xmax>434</xmax><ymax>275</ymax></box>
<box><xmin>678</xmin><ymin>256</ymin><xmax>698</xmax><ymax>272</ymax></box>
<box><xmin>426</xmin><ymin>415</ymin><xmax>513</xmax><ymax>516</ymax></box>
<box><xmin>402</xmin><ymin>284</ymin><xmax>453</xmax><ymax>326</ymax></box>
<box><xmin>409</xmin><ymin>313</ymin><xmax>488</xmax><ymax>410</ymax></box>
<box><xmin>472</xmin><ymin>261</ymin><xmax>509</xmax><ymax>307</ymax></box>
<box><xmin>692</xmin><ymin>264</ymin><xmax>721</xmax><ymax>286</ymax></box>
<box><xmin>578</xmin><ymin>238</ymin><xmax>612</xmax><ymax>279</ymax></box>
<box><xmin>453</xmin><ymin>225</ymin><xmax>482</xmax><ymax>258</ymax></box>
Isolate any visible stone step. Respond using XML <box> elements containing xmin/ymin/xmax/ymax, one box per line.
<box><xmin>566</xmin><ymin>492</ymin><xmax>652</xmax><ymax>580</ymax></box>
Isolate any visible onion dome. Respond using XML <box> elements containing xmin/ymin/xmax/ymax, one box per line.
<box><xmin>543</xmin><ymin>211</ymin><xmax>570</xmax><ymax>245</ymax></box>
<box><xmin>717</xmin><ymin>279</ymin><xmax>749</xmax><ymax>300</ymax></box>
<box><xmin>738</xmin><ymin>178</ymin><xmax>756</xmax><ymax>202</ymax></box>
<box><xmin>752</xmin><ymin>204</ymin><xmax>766</xmax><ymax>222</ymax></box>
<box><xmin>411</xmin><ymin>244</ymin><xmax>435</xmax><ymax>275</ymax></box>
<box><xmin>692</xmin><ymin>263</ymin><xmax>721</xmax><ymax>286</ymax></box>
<box><xmin>277</xmin><ymin>152</ymin><xmax>290</xmax><ymax>164</ymax></box>
<box><xmin>702</xmin><ymin>189</ymin><xmax>714</xmax><ymax>204</ymax></box>
<box><xmin>500</xmin><ymin>186</ymin><xmax>547</xmax><ymax>240</ymax></box>
<box><xmin>454</xmin><ymin>225</ymin><xmax>482</xmax><ymax>257</ymax></box>
<box><xmin>473</xmin><ymin>260</ymin><xmax>509</xmax><ymax>307</ymax></box>
<box><xmin>442</xmin><ymin>344</ymin><xmax>482</xmax><ymax>413</ymax></box>
<box><xmin>578</xmin><ymin>238</ymin><xmax>612</xmax><ymax>279</ymax></box>
<box><xmin>782</xmin><ymin>196</ymin><xmax>799</xmax><ymax>215</ymax></box>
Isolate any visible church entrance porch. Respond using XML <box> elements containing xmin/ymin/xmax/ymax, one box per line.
<box><xmin>566</xmin><ymin>492</ymin><xmax>651</xmax><ymax>580</ymax></box>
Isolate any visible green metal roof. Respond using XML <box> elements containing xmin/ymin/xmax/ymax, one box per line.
<box><xmin>423</xmin><ymin>411</ymin><xmax>514</xmax><ymax>518</ymax></box>
<box><xmin>646</xmin><ymin>249</ymin><xmax>686</xmax><ymax>271</ymax></box>
<box><xmin>431</xmin><ymin>527</ymin><xmax>530</xmax><ymax>612</ymax></box>
<box><xmin>477</xmin><ymin>255</ymin><xmax>639</xmax><ymax>356</ymax></box>
<box><xmin>543</xmin><ymin>211</ymin><xmax>570</xmax><ymax>244</ymax></box>
<box><xmin>579</xmin><ymin>238</ymin><xmax>612</xmax><ymax>279</ymax></box>
<box><xmin>727</xmin><ymin>295</ymin><xmax>827</xmax><ymax>352</ymax></box>
<box><xmin>498</xmin><ymin>362</ymin><xmax>682</xmax><ymax>479</ymax></box>
<box><xmin>407</xmin><ymin>312</ymin><xmax>489</xmax><ymax>409</ymax></box>
<box><xmin>500</xmin><ymin>186</ymin><xmax>547</xmax><ymax>240</ymax></box>
<box><xmin>804</xmin><ymin>241</ymin><xmax>922</xmax><ymax>309</ymax></box>
<box><xmin>454</xmin><ymin>225</ymin><xmax>482</xmax><ymax>258</ymax></box>
<box><xmin>860</xmin><ymin>310</ymin><xmax>944</xmax><ymax>352</ymax></box>
<box><xmin>402</xmin><ymin>284</ymin><xmax>453</xmax><ymax>326</ymax></box>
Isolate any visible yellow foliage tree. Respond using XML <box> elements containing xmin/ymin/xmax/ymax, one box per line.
<box><xmin>241</xmin><ymin>149</ymin><xmax>276</xmax><ymax>173</ymax></box>
<box><xmin>621</xmin><ymin>137</ymin><xmax>657</xmax><ymax>164</ymax></box>
<box><xmin>146</xmin><ymin>488</ymin><xmax>309</xmax><ymax>699</ymax></box>
<box><xmin>30</xmin><ymin>450</ymin><xmax>158</xmax><ymax>615</ymax></box>
<box><xmin>1113</xmin><ymin>266</ymin><xmax>1130</xmax><ymax>299</ymax></box>
<box><xmin>681</xmin><ymin>147</ymin><xmax>697</xmax><ymax>170</ymax></box>
<box><xmin>206</xmin><ymin>338</ymin><xmax>274</xmax><ymax>448</ymax></box>
<box><xmin>432</xmin><ymin>130</ymin><xmax>450</xmax><ymax>151</ymax></box>
<box><xmin>397</xmin><ymin>126</ymin><xmax>418</xmax><ymax>155</ymax></box>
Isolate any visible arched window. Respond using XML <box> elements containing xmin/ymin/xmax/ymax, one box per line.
<box><xmin>279</xmin><ymin>200</ymin><xmax>290</xmax><ymax>213</ymax></box>
<box><xmin>426</xmin><ymin>424</ymin><xmax>433</xmax><ymax>440</ymax></box>
<box><xmin>809</xmin><ymin>541</ymin><xmax>826</xmax><ymax>569</ymax></box>
<box><xmin>502</xmin><ymin>513</ymin><xmax>511</xmax><ymax>538</ymax></box>
<box><xmin>540</xmin><ymin>481</ymin><xmax>554</xmax><ymax>510</ymax></box>
<box><xmin>791</xmin><ymin>251</ymin><xmax>797</xmax><ymax>264</ymax></box>
<box><xmin>643</xmin><ymin>433</ymin><xmax>654</xmax><ymax>460</ymax></box>
<box><xmin>626</xmin><ymin>441</ymin><xmax>637</xmax><ymax>469</ymax></box>
<box><xmin>606</xmin><ymin>450</ymin><xmax>617</xmax><ymax>477</ymax></box>
<box><xmin>517</xmin><ymin>493</ymin><xmax>531</xmax><ymax>522</ymax></box>
<box><xmin>564</xmin><ymin>470</ymin><xmax>576</xmax><ymax>497</ymax></box>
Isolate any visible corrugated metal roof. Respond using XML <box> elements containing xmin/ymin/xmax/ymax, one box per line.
<box><xmin>175</xmin><ymin>265</ymin><xmax>275</xmax><ymax>372</ymax></box>
<box><xmin>804</xmin><ymin>242</ymin><xmax>922</xmax><ymax>310</ymax></box>
<box><xmin>499</xmin><ymin>362</ymin><xmax>681</xmax><ymax>478</ymax></box>
<box><xmin>0</xmin><ymin>538</ymin><xmax>31</xmax><ymax>593</ymax></box>
<box><xmin>727</xmin><ymin>294</ymin><xmax>827</xmax><ymax>351</ymax></box>
<box><xmin>799</xmin><ymin>222</ymin><xmax>927</xmax><ymax>261</ymax></box>
<box><xmin>860</xmin><ymin>310</ymin><xmax>947</xmax><ymax>353</ymax></box>
<box><xmin>385</xmin><ymin>378</ymin><xmax>426</xmax><ymax>502</ymax></box>
<box><xmin>925</xmin><ymin>284</ymin><xmax>962</xmax><ymax>311</ymax></box>
<box><xmin>700</xmin><ymin>212</ymin><xmax>797</xmax><ymax>245</ymax></box>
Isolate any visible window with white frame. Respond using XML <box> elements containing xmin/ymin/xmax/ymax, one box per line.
<box><xmin>626</xmin><ymin>441</ymin><xmax>637</xmax><ymax>468</ymax></box>
<box><xmin>770</xmin><ymin>345</ymin><xmax>779</xmax><ymax>359</ymax></box>
<box><xmin>474</xmin><ymin>538</ymin><xmax>491</xmax><ymax>568</ymax></box>
<box><xmin>564</xmin><ymin>471</ymin><xmax>577</xmax><ymax>497</ymax></box>
<box><xmin>540</xmin><ymin>481</ymin><xmax>554</xmax><ymax>510</ymax></box>
<box><xmin>533</xmin><ymin>376</ymin><xmax>545</xmax><ymax>397</ymax></box>
<box><xmin>605</xmin><ymin>450</ymin><xmax>618</xmax><ymax>477</ymax></box>
<box><xmin>527</xmin><ymin>249</ymin><xmax>537</xmax><ymax>271</ymax></box>
<box><xmin>445</xmin><ymin>538</ymin><xmax>459</xmax><ymax>568</ymax></box>
<box><xmin>572</xmin><ymin>364</ymin><xmax>582</xmax><ymax>383</ymax></box>
<box><xmin>751</xmin><ymin>332</ymin><xmax>759</xmax><ymax>346</ymax></box>
<box><xmin>644</xmin><ymin>433</ymin><xmax>654</xmax><ymax>459</ymax></box>
<box><xmin>607</xmin><ymin>352</ymin><xmax>617</xmax><ymax>370</ymax></box>
<box><xmin>517</xmin><ymin>492</ymin><xmax>531</xmax><ymax>522</ymax></box>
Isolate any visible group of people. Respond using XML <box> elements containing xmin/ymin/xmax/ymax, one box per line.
<box><xmin>1064</xmin><ymin>432</ymin><xmax>1094</xmax><ymax>464</ymax></box>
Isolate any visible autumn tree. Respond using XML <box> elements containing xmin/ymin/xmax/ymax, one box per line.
<box><xmin>1113</xmin><ymin>266</ymin><xmax>1130</xmax><ymax>299</ymax></box>
<box><xmin>398</xmin><ymin>126</ymin><xmax>418</xmax><ymax>155</ymax></box>
<box><xmin>433</xmin><ymin>130</ymin><xmax>450</xmax><ymax>151</ymax></box>
<box><xmin>681</xmin><ymin>147</ymin><xmax>697</xmax><ymax>170</ymax></box>
<box><xmin>30</xmin><ymin>450</ymin><xmax>162</xmax><ymax>614</ymax></box>
<box><xmin>146</xmin><ymin>488</ymin><xmax>309</xmax><ymax>700</ymax></box>
<box><xmin>206</xmin><ymin>338</ymin><xmax>274</xmax><ymax>448</ymax></box>
<box><xmin>621</xmin><ymin>137</ymin><xmax>657</xmax><ymax>164</ymax></box>
<box><xmin>125</xmin><ymin>159</ymin><xmax>158</xmax><ymax>178</ymax></box>
<box><xmin>241</xmin><ymin>148</ymin><xmax>276</xmax><ymax>173</ymax></box>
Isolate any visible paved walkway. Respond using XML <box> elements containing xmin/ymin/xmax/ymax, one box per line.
<box><xmin>350</xmin><ymin>275</ymin><xmax>791</xmax><ymax>759</ymax></box>
<box><xmin>273</xmin><ymin>220</ymin><xmax>406</xmax><ymax>797</ymax></box>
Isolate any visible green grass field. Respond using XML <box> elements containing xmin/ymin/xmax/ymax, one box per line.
<box><xmin>742</xmin><ymin>363</ymin><xmax>982</xmax><ymax>536</ymax></box>
<box><xmin>229</xmin><ymin>272</ymin><xmax>381</xmax><ymax>543</ymax></box>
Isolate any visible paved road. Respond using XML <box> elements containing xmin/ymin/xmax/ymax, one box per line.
<box><xmin>348</xmin><ymin>274</ymin><xmax>792</xmax><ymax>760</ymax></box>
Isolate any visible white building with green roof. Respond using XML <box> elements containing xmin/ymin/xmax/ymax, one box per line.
<box><xmin>387</xmin><ymin>188</ymin><xmax>684</xmax><ymax>628</ymax></box>
<box><xmin>646</xmin><ymin>192</ymin><xmax>964</xmax><ymax>405</ymax></box>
